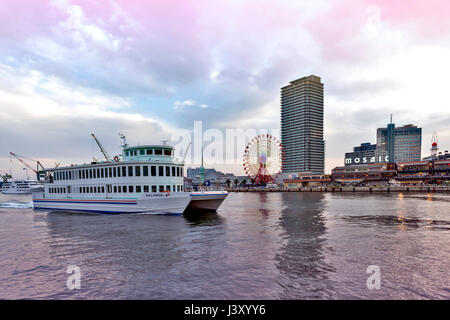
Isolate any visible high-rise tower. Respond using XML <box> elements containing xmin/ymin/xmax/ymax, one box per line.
<box><xmin>281</xmin><ymin>75</ymin><xmax>325</xmax><ymax>174</ymax></box>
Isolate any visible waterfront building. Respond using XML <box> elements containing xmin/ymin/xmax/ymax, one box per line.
<box><xmin>344</xmin><ymin>142</ymin><xmax>381</xmax><ymax>166</ymax></box>
<box><xmin>376</xmin><ymin>123</ymin><xmax>422</xmax><ymax>163</ymax></box>
<box><xmin>281</xmin><ymin>75</ymin><xmax>325</xmax><ymax>175</ymax></box>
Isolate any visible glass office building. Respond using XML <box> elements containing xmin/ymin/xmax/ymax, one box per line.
<box><xmin>281</xmin><ymin>75</ymin><xmax>325</xmax><ymax>174</ymax></box>
<box><xmin>376</xmin><ymin>124</ymin><xmax>422</xmax><ymax>163</ymax></box>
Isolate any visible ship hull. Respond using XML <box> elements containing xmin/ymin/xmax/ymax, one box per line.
<box><xmin>32</xmin><ymin>190</ymin><xmax>228</xmax><ymax>215</ymax></box>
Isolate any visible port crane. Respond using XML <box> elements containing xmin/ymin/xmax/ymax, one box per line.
<box><xmin>9</xmin><ymin>152</ymin><xmax>46</xmax><ymax>180</ymax></box>
<box><xmin>0</xmin><ymin>172</ymin><xmax>12</xmax><ymax>182</ymax></box>
<box><xmin>91</xmin><ymin>133</ymin><xmax>112</xmax><ymax>162</ymax></box>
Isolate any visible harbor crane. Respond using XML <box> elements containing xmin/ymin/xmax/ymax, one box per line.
<box><xmin>91</xmin><ymin>133</ymin><xmax>112</xmax><ymax>162</ymax></box>
<box><xmin>9</xmin><ymin>152</ymin><xmax>46</xmax><ymax>180</ymax></box>
<box><xmin>1</xmin><ymin>173</ymin><xmax>12</xmax><ymax>182</ymax></box>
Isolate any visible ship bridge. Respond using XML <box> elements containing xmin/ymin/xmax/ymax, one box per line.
<box><xmin>122</xmin><ymin>145</ymin><xmax>177</xmax><ymax>163</ymax></box>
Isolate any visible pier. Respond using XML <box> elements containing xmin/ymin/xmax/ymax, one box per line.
<box><xmin>227</xmin><ymin>186</ymin><xmax>450</xmax><ymax>193</ymax></box>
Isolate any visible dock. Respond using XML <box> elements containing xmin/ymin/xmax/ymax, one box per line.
<box><xmin>227</xmin><ymin>186</ymin><xmax>450</xmax><ymax>193</ymax></box>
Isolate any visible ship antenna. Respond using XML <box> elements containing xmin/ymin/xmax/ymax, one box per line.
<box><xmin>118</xmin><ymin>133</ymin><xmax>128</xmax><ymax>147</ymax></box>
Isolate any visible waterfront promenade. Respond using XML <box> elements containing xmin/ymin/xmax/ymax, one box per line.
<box><xmin>227</xmin><ymin>186</ymin><xmax>450</xmax><ymax>193</ymax></box>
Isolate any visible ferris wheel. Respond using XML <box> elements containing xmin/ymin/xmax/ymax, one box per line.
<box><xmin>243</xmin><ymin>134</ymin><xmax>284</xmax><ymax>185</ymax></box>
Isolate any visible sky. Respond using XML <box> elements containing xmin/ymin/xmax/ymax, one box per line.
<box><xmin>1</xmin><ymin>0</ymin><xmax>450</xmax><ymax>177</ymax></box>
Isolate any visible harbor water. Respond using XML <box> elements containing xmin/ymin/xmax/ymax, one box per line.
<box><xmin>0</xmin><ymin>192</ymin><xmax>449</xmax><ymax>299</ymax></box>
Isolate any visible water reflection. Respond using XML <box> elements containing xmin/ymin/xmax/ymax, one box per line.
<box><xmin>183</xmin><ymin>211</ymin><xmax>224</xmax><ymax>227</ymax></box>
<box><xmin>276</xmin><ymin>192</ymin><xmax>336</xmax><ymax>299</ymax></box>
<box><xmin>42</xmin><ymin>211</ymin><xmax>189</xmax><ymax>299</ymax></box>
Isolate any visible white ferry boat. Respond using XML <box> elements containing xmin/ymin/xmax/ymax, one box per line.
<box><xmin>2</xmin><ymin>180</ymin><xmax>41</xmax><ymax>194</ymax></box>
<box><xmin>32</xmin><ymin>140</ymin><xmax>228</xmax><ymax>215</ymax></box>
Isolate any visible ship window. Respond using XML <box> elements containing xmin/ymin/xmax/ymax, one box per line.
<box><xmin>164</xmin><ymin>150</ymin><xmax>171</xmax><ymax>156</ymax></box>
<box><xmin>140</xmin><ymin>149</ymin><xmax>145</xmax><ymax>155</ymax></box>
<box><xmin>155</xmin><ymin>149</ymin><xmax>162</xmax><ymax>155</ymax></box>
<box><xmin>122</xmin><ymin>166</ymin><xmax>126</xmax><ymax>177</ymax></box>
<box><xmin>177</xmin><ymin>167</ymin><xmax>180</xmax><ymax>177</ymax></box>
<box><xmin>109</xmin><ymin>167</ymin><xmax>112</xmax><ymax>178</ymax></box>
<box><xmin>166</xmin><ymin>166</ymin><xmax>170</xmax><ymax>177</ymax></box>
<box><xmin>181</xmin><ymin>168</ymin><xmax>183</xmax><ymax>176</ymax></box>
<box><xmin>114</xmin><ymin>186</ymin><xmax>117</xmax><ymax>193</ymax></box>
<box><xmin>128</xmin><ymin>166</ymin><xmax>133</xmax><ymax>177</ymax></box>
<box><xmin>172</xmin><ymin>167</ymin><xmax>175</xmax><ymax>176</ymax></box>
<box><xmin>136</xmin><ymin>186</ymin><xmax>141</xmax><ymax>193</ymax></box>
<box><xmin>151</xmin><ymin>166</ymin><xmax>156</xmax><ymax>176</ymax></box>
<box><xmin>146</xmin><ymin>149</ymin><xmax>152</xmax><ymax>155</ymax></box>
<box><xmin>135</xmin><ymin>166</ymin><xmax>141</xmax><ymax>176</ymax></box>
<box><xmin>166</xmin><ymin>185</ymin><xmax>171</xmax><ymax>191</ymax></box>
<box><xmin>125</xmin><ymin>151</ymin><xmax>129</xmax><ymax>156</ymax></box>
<box><xmin>69</xmin><ymin>171</ymin><xmax>72</xmax><ymax>180</ymax></box>
<box><xmin>89</xmin><ymin>169</ymin><xmax>92</xmax><ymax>179</ymax></box>
<box><xmin>90</xmin><ymin>187</ymin><xmax>93</xmax><ymax>193</ymax></box>
<box><xmin>159</xmin><ymin>185</ymin><xmax>164</xmax><ymax>192</ymax></box>
<box><xmin>143</xmin><ymin>185</ymin><xmax>149</xmax><ymax>193</ymax></box>
<box><xmin>133</xmin><ymin>151</ymin><xmax>137</xmax><ymax>156</ymax></box>
<box><xmin>101</xmin><ymin>168</ymin><xmax>104</xmax><ymax>178</ymax></box>
<box><xmin>102</xmin><ymin>186</ymin><xmax>105</xmax><ymax>193</ymax></box>
<box><xmin>82</xmin><ymin>170</ymin><xmax>85</xmax><ymax>179</ymax></box>
<box><xmin>123</xmin><ymin>186</ymin><xmax>127</xmax><ymax>193</ymax></box>
<box><xmin>129</xmin><ymin>186</ymin><xmax>134</xmax><ymax>193</ymax></box>
<box><xmin>158</xmin><ymin>166</ymin><xmax>164</xmax><ymax>176</ymax></box>
<box><xmin>152</xmin><ymin>186</ymin><xmax>157</xmax><ymax>192</ymax></box>
<box><xmin>113</xmin><ymin>167</ymin><xmax>117</xmax><ymax>177</ymax></box>
<box><xmin>97</xmin><ymin>168</ymin><xmax>100</xmax><ymax>178</ymax></box>
<box><xmin>118</xmin><ymin>186</ymin><xmax>121</xmax><ymax>193</ymax></box>
<box><xmin>143</xmin><ymin>166</ymin><xmax>148</xmax><ymax>176</ymax></box>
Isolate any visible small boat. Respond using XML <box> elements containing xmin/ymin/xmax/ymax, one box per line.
<box><xmin>2</xmin><ymin>180</ymin><xmax>41</xmax><ymax>194</ymax></box>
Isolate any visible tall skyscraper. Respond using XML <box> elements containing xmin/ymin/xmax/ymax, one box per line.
<box><xmin>376</xmin><ymin>122</ymin><xmax>422</xmax><ymax>163</ymax></box>
<box><xmin>281</xmin><ymin>75</ymin><xmax>325</xmax><ymax>175</ymax></box>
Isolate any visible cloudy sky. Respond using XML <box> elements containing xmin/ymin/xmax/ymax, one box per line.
<box><xmin>1</xmin><ymin>0</ymin><xmax>450</xmax><ymax>177</ymax></box>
